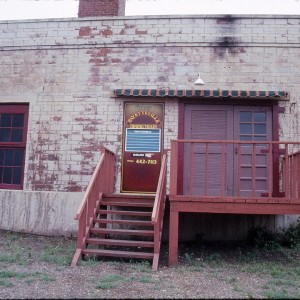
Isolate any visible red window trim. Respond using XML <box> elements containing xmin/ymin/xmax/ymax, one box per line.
<box><xmin>0</xmin><ymin>104</ymin><xmax>29</xmax><ymax>190</ymax></box>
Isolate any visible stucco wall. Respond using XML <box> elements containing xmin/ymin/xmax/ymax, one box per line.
<box><xmin>0</xmin><ymin>14</ymin><xmax>299</xmax><ymax>237</ymax></box>
<box><xmin>0</xmin><ymin>190</ymin><xmax>82</xmax><ymax>236</ymax></box>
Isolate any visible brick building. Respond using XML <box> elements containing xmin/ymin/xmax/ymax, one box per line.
<box><xmin>0</xmin><ymin>0</ymin><xmax>299</xmax><ymax>260</ymax></box>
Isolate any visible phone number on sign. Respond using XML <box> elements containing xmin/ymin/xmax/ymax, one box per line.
<box><xmin>136</xmin><ymin>159</ymin><xmax>157</xmax><ymax>165</ymax></box>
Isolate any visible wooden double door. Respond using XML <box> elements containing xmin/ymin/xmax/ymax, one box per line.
<box><xmin>183</xmin><ymin>104</ymin><xmax>273</xmax><ymax>197</ymax></box>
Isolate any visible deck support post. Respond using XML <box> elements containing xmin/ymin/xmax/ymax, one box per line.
<box><xmin>168</xmin><ymin>209</ymin><xmax>179</xmax><ymax>267</ymax></box>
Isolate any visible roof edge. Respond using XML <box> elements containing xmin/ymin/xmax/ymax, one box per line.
<box><xmin>112</xmin><ymin>89</ymin><xmax>289</xmax><ymax>100</ymax></box>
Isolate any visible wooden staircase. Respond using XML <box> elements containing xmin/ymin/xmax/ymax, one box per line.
<box><xmin>82</xmin><ymin>193</ymin><xmax>156</xmax><ymax>262</ymax></box>
<box><xmin>71</xmin><ymin>148</ymin><xmax>168</xmax><ymax>271</ymax></box>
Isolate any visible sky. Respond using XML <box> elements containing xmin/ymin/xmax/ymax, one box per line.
<box><xmin>0</xmin><ymin>0</ymin><xmax>299</xmax><ymax>21</ymax></box>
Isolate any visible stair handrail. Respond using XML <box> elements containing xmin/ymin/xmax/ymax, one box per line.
<box><xmin>151</xmin><ymin>152</ymin><xmax>168</xmax><ymax>271</ymax></box>
<box><xmin>75</xmin><ymin>146</ymin><xmax>115</xmax><ymax>220</ymax></box>
<box><xmin>152</xmin><ymin>152</ymin><xmax>168</xmax><ymax>223</ymax></box>
<box><xmin>71</xmin><ymin>146</ymin><xmax>115</xmax><ymax>267</ymax></box>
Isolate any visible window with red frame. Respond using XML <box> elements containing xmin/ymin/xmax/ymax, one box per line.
<box><xmin>0</xmin><ymin>104</ymin><xmax>29</xmax><ymax>189</ymax></box>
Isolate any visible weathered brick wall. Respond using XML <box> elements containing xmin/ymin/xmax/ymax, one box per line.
<box><xmin>0</xmin><ymin>15</ymin><xmax>299</xmax><ymax>235</ymax></box>
<box><xmin>1</xmin><ymin>15</ymin><xmax>300</xmax><ymax>192</ymax></box>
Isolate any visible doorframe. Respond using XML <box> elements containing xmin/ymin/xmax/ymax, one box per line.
<box><xmin>177</xmin><ymin>99</ymin><xmax>281</xmax><ymax>196</ymax></box>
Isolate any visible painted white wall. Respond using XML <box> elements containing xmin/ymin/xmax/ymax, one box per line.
<box><xmin>0</xmin><ymin>190</ymin><xmax>83</xmax><ymax>236</ymax></box>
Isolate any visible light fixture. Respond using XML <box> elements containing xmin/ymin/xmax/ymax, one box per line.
<box><xmin>194</xmin><ymin>73</ymin><xmax>204</xmax><ymax>86</ymax></box>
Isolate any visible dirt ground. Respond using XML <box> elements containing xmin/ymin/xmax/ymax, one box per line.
<box><xmin>0</xmin><ymin>229</ymin><xmax>299</xmax><ymax>299</ymax></box>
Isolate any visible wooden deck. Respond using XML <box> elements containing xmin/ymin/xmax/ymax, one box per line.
<box><xmin>168</xmin><ymin>140</ymin><xmax>300</xmax><ymax>266</ymax></box>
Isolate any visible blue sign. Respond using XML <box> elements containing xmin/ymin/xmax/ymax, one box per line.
<box><xmin>125</xmin><ymin>129</ymin><xmax>161</xmax><ymax>152</ymax></box>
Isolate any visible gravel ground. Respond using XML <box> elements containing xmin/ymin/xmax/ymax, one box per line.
<box><xmin>0</xmin><ymin>230</ymin><xmax>299</xmax><ymax>299</ymax></box>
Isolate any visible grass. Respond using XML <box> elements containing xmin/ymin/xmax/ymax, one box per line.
<box><xmin>95</xmin><ymin>272</ymin><xmax>157</xmax><ymax>290</ymax></box>
<box><xmin>0</xmin><ymin>248</ymin><xmax>30</xmax><ymax>266</ymax></box>
<box><xmin>40</xmin><ymin>274</ymin><xmax>56</xmax><ymax>282</ymax></box>
<box><xmin>1</xmin><ymin>230</ymin><xmax>76</xmax><ymax>266</ymax></box>
<box><xmin>41</xmin><ymin>240</ymin><xmax>76</xmax><ymax>266</ymax></box>
<box><xmin>264</xmin><ymin>288</ymin><xmax>300</xmax><ymax>299</ymax></box>
<box><xmin>81</xmin><ymin>255</ymin><xmax>102</xmax><ymax>266</ymax></box>
<box><xmin>0</xmin><ymin>252</ymin><xmax>22</xmax><ymax>264</ymax></box>
<box><xmin>0</xmin><ymin>231</ymin><xmax>75</xmax><ymax>290</ymax></box>
<box><xmin>5</xmin><ymin>233</ymin><xmax>21</xmax><ymax>244</ymax></box>
<box><xmin>135</xmin><ymin>275</ymin><xmax>156</xmax><ymax>283</ymax></box>
<box><xmin>228</xmin><ymin>277</ymin><xmax>243</xmax><ymax>293</ymax></box>
<box><xmin>131</xmin><ymin>260</ymin><xmax>151</xmax><ymax>272</ymax></box>
<box><xmin>262</xmin><ymin>262</ymin><xmax>300</xmax><ymax>299</ymax></box>
<box><xmin>0</xmin><ymin>279</ymin><xmax>14</xmax><ymax>287</ymax></box>
<box><xmin>0</xmin><ymin>270</ymin><xmax>30</xmax><ymax>279</ymax></box>
<box><xmin>179</xmin><ymin>240</ymin><xmax>300</xmax><ymax>299</ymax></box>
<box><xmin>0</xmin><ymin>228</ymin><xmax>299</xmax><ymax>298</ymax></box>
<box><xmin>235</xmin><ymin>252</ymin><xmax>300</xmax><ymax>298</ymax></box>
<box><xmin>0</xmin><ymin>269</ymin><xmax>56</xmax><ymax>288</ymax></box>
<box><xmin>95</xmin><ymin>274</ymin><xmax>126</xmax><ymax>289</ymax></box>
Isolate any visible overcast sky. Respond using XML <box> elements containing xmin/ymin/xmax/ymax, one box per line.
<box><xmin>0</xmin><ymin>0</ymin><xmax>299</xmax><ymax>21</ymax></box>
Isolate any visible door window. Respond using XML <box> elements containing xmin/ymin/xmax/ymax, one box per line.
<box><xmin>239</xmin><ymin>111</ymin><xmax>267</xmax><ymax>141</ymax></box>
<box><xmin>234</xmin><ymin>107</ymin><xmax>272</xmax><ymax>197</ymax></box>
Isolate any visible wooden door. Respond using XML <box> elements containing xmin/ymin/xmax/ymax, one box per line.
<box><xmin>183</xmin><ymin>104</ymin><xmax>272</xmax><ymax>196</ymax></box>
<box><xmin>183</xmin><ymin>105</ymin><xmax>234</xmax><ymax>195</ymax></box>
<box><xmin>233</xmin><ymin>106</ymin><xmax>272</xmax><ymax>197</ymax></box>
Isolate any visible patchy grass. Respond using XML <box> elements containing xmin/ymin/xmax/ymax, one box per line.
<box><xmin>0</xmin><ymin>269</ymin><xmax>56</xmax><ymax>288</ymax></box>
<box><xmin>0</xmin><ymin>270</ymin><xmax>29</xmax><ymax>279</ymax></box>
<box><xmin>130</xmin><ymin>260</ymin><xmax>151</xmax><ymax>273</ymax></box>
<box><xmin>80</xmin><ymin>255</ymin><xmax>102</xmax><ymax>266</ymax></box>
<box><xmin>95</xmin><ymin>274</ymin><xmax>126</xmax><ymax>290</ymax></box>
<box><xmin>135</xmin><ymin>275</ymin><xmax>156</xmax><ymax>283</ymax></box>
<box><xmin>0</xmin><ymin>229</ymin><xmax>299</xmax><ymax>299</ymax></box>
<box><xmin>0</xmin><ymin>279</ymin><xmax>14</xmax><ymax>287</ymax></box>
<box><xmin>39</xmin><ymin>274</ymin><xmax>56</xmax><ymax>282</ymax></box>
<box><xmin>179</xmin><ymin>241</ymin><xmax>300</xmax><ymax>299</ymax></box>
<box><xmin>0</xmin><ymin>247</ymin><xmax>30</xmax><ymax>266</ymax></box>
<box><xmin>41</xmin><ymin>242</ymin><xmax>75</xmax><ymax>266</ymax></box>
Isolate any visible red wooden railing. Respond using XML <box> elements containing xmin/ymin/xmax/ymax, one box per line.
<box><xmin>170</xmin><ymin>139</ymin><xmax>300</xmax><ymax>200</ymax></box>
<box><xmin>151</xmin><ymin>152</ymin><xmax>168</xmax><ymax>271</ymax></box>
<box><xmin>71</xmin><ymin>147</ymin><xmax>115</xmax><ymax>267</ymax></box>
<box><xmin>283</xmin><ymin>149</ymin><xmax>300</xmax><ymax>198</ymax></box>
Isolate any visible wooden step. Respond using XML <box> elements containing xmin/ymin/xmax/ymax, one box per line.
<box><xmin>93</xmin><ymin>219</ymin><xmax>153</xmax><ymax>226</ymax></box>
<box><xmin>90</xmin><ymin>228</ymin><xmax>154</xmax><ymax>236</ymax></box>
<box><xmin>100</xmin><ymin>201</ymin><xmax>153</xmax><ymax>208</ymax></box>
<box><xmin>82</xmin><ymin>248</ymin><xmax>154</xmax><ymax>259</ymax></box>
<box><xmin>97</xmin><ymin>209</ymin><xmax>152</xmax><ymax>217</ymax></box>
<box><xmin>100</xmin><ymin>201</ymin><xmax>154</xmax><ymax>208</ymax></box>
<box><xmin>103</xmin><ymin>193</ymin><xmax>155</xmax><ymax>201</ymax></box>
<box><xmin>86</xmin><ymin>238</ymin><xmax>154</xmax><ymax>248</ymax></box>
<box><xmin>101</xmin><ymin>194</ymin><xmax>155</xmax><ymax>207</ymax></box>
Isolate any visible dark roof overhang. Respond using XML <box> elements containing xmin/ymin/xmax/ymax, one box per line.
<box><xmin>113</xmin><ymin>89</ymin><xmax>289</xmax><ymax>100</ymax></box>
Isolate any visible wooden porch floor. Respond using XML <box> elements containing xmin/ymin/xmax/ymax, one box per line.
<box><xmin>168</xmin><ymin>139</ymin><xmax>300</xmax><ymax>266</ymax></box>
<box><xmin>168</xmin><ymin>195</ymin><xmax>300</xmax><ymax>267</ymax></box>
<box><xmin>170</xmin><ymin>195</ymin><xmax>300</xmax><ymax>214</ymax></box>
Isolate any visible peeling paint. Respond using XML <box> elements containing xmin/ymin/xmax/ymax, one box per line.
<box><xmin>101</xmin><ymin>28</ymin><xmax>113</xmax><ymax>36</ymax></box>
<box><xmin>78</xmin><ymin>26</ymin><xmax>92</xmax><ymax>37</ymax></box>
<box><xmin>135</xmin><ymin>29</ymin><xmax>148</xmax><ymax>35</ymax></box>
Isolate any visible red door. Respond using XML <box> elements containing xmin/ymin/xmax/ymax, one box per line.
<box><xmin>183</xmin><ymin>104</ymin><xmax>272</xmax><ymax>196</ymax></box>
<box><xmin>233</xmin><ymin>106</ymin><xmax>272</xmax><ymax>197</ymax></box>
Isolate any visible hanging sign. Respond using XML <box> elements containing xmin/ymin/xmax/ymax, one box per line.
<box><xmin>121</xmin><ymin>102</ymin><xmax>164</xmax><ymax>193</ymax></box>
